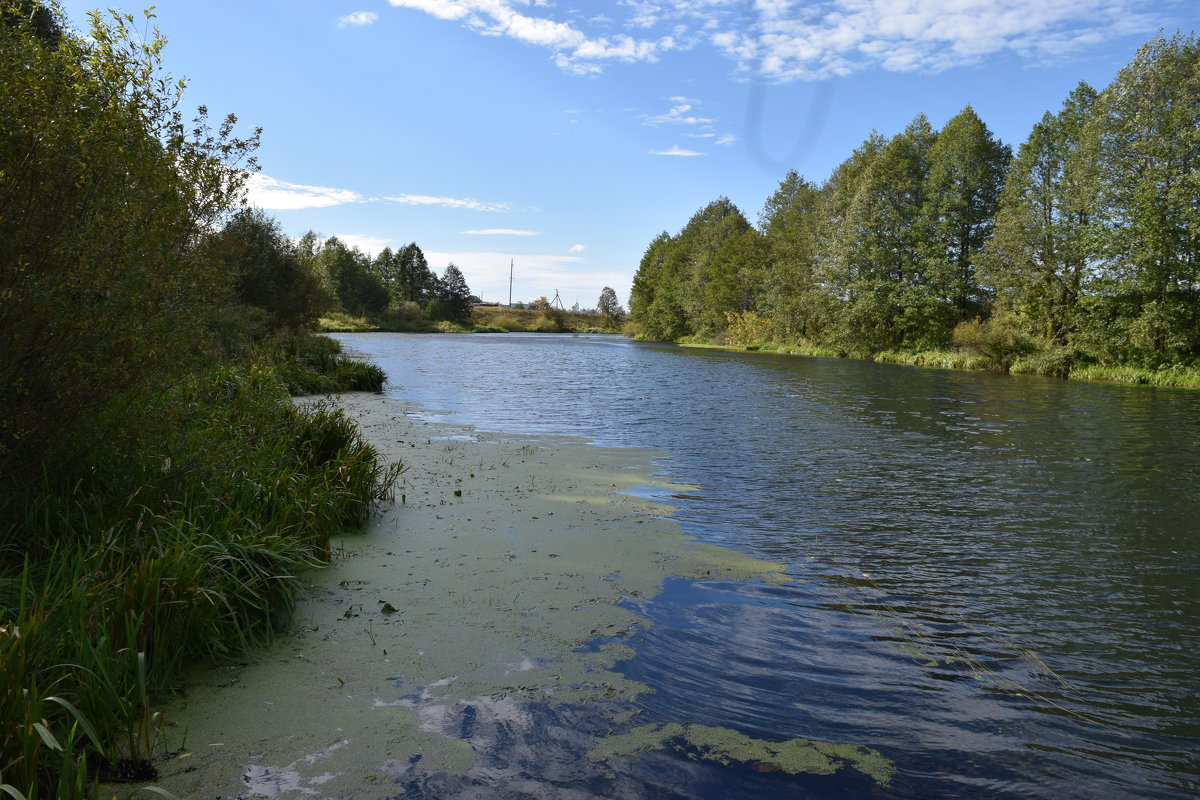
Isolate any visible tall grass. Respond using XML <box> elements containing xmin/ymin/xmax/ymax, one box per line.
<box><xmin>0</xmin><ymin>344</ymin><xmax>399</xmax><ymax>798</ymax></box>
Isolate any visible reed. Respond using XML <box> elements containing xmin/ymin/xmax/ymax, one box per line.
<box><xmin>0</xmin><ymin>348</ymin><xmax>399</xmax><ymax>797</ymax></box>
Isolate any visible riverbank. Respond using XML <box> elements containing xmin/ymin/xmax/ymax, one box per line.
<box><xmin>672</xmin><ymin>339</ymin><xmax>1200</xmax><ymax>389</ymax></box>
<box><xmin>144</xmin><ymin>391</ymin><xmax>893</xmax><ymax>798</ymax></box>
<box><xmin>0</xmin><ymin>337</ymin><xmax>397</xmax><ymax>797</ymax></box>
<box><xmin>317</xmin><ymin>305</ymin><xmax>618</xmax><ymax>335</ymax></box>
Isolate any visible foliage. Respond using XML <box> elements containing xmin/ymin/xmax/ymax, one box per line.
<box><xmin>0</xmin><ymin>359</ymin><xmax>400</xmax><ymax>797</ymax></box>
<box><xmin>318</xmin><ymin>237</ymin><xmax>389</xmax><ymax>316</ymax></box>
<box><xmin>951</xmin><ymin>317</ymin><xmax>1037</xmax><ymax>371</ymax></box>
<box><xmin>627</xmin><ymin>31</ymin><xmax>1200</xmax><ymax>382</ymax></box>
<box><xmin>918</xmin><ymin>106</ymin><xmax>1010</xmax><ymax>325</ymax></box>
<box><xmin>0</xmin><ymin>5</ymin><xmax>402</xmax><ymax>796</ymax></box>
<box><xmin>982</xmin><ymin>83</ymin><xmax>1098</xmax><ymax>347</ymax></box>
<box><xmin>426</xmin><ymin>264</ymin><xmax>473</xmax><ymax>324</ymax></box>
<box><xmin>533</xmin><ymin>308</ymin><xmax>569</xmax><ymax>332</ymax></box>
<box><xmin>207</xmin><ymin>209</ymin><xmax>329</xmax><ymax>331</ymax></box>
<box><xmin>0</xmin><ymin>2</ymin><xmax>259</xmax><ymax>485</ymax></box>
<box><xmin>269</xmin><ymin>334</ymin><xmax>387</xmax><ymax>394</ymax></box>
<box><xmin>1084</xmin><ymin>31</ymin><xmax>1200</xmax><ymax>367</ymax></box>
<box><xmin>597</xmin><ymin>287</ymin><xmax>625</xmax><ymax>331</ymax></box>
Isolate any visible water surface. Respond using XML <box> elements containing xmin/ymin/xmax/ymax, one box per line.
<box><xmin>337</xmin><ymin>332</ymin><xmax>1200</xmax><ymax>799</ymax></box>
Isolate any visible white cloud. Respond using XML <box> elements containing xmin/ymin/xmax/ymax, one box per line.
<box><xmin>245</xmin><ymin>174</ymin><xmax>364</xmax><ymax>210</ymax></box>
<box><xmin>650</xmin><ymin>145</ymin><xmax>705</xmax><ymax>157</ymax></box>
<box><xmin>709</xmin><ymin>0</ymin><xmax>1158</xmax><ymax>80</ymax></box>
<box><xmin>387</xmin><ymin>0</ymin><xmax>1158</xmax><ymax>80</ymax></box>
<box><xmin>714</xmin><ymin>133</ymin><xmax>736</xmax><ymax>145</ymax></box>
<box><xmin>462</xmin><ymin>228</ymin><xmax>540</xmax><ymax>236</ymax></box>
<box><xmin>568</xmin><ymin>243</ymin><xmax>587</xmax><ymax>253</ymax></box>
<box><xmin>386</xmin><ymin>0</ymin><xmax>682</xmax><ymax>74</ymax></box>
<box><xmin>385</xmin><ymin>194</ymin><xmax>511</xmax><ymax>212</ymax></box>
<box><xmin>644</xmin><ymin>97</ymin><xmax>713</xmax><ymax>126</ymax></box>
<box><xmin>339</xmin><ymin>11</ymin><xmax>379</xmax><ymax>27</ymax></box>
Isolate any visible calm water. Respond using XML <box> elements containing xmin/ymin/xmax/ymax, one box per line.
<box><xmin>337</xmin><ymin>332</ymin><xmax>1200</xmax><ymax>799</ymax></box>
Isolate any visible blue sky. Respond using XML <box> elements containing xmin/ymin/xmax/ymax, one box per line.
<box><xmin>58</xmin><ymin>0</ymin><xmax>1194</xmax><ymax>308</ymax></box>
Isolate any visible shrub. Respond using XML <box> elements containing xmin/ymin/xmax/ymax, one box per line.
<box><xmin>489</xmin><ymin>314</ymin><xmax>524</xmax><ymax>332</ymax></box>
<box><xmin>952</xmin><ymin>318</ymin><xmax>1037</xmax><ymax>371</ymax></box>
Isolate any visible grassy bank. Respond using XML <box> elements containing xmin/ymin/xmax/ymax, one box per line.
<box><xmin>0</xmin><ymin>336</ymin><xmax>399</xmax><ymax>799</ymax></box>
<box><xmin>318</xmin><ymin>306</ymin><xmax>615</xmax><ymax>335</ymax></box>
<box><xmin>672</xmin><ymin>337</ymin><xmax>1200</xmax><ymax>389</ymax></box>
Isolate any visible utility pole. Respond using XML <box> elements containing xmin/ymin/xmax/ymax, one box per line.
<box><xmin>508</xmin><ymin>259</ymin><xmax>513</xmax><ymax>307</ymax></box>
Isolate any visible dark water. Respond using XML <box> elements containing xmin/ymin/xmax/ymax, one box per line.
<box><xmin>337</xmin><ymin>332</ymin><xmax>1200</xmax><ymax>799</ymax></box>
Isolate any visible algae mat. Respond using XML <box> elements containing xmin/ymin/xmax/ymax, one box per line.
<box><xmin>149</xmin><ymin>392</ymin><xmax>890</xmax><ymax>799</ymax></box>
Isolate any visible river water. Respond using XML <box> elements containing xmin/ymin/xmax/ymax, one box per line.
<box><xmin>336</xmin><ymin>332</ymin><xmax>1200</xmax><ymax>799</ymax></box>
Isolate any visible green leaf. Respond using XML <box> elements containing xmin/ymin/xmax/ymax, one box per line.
<box><xmin>32</xmin><ymin>721</ymin><xmax>63</xmax><ymax>752</ymax></box>
<box><xmin>45</xmin><ymin>696</ymin><xmax>105</xmax><ymax>754</ymax></box>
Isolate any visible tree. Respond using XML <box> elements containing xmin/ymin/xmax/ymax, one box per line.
<box><xmin>629</xmin><ymin>199</ymin><xmax>753</xmax><ymax>340</ymax></box>
<box><xmin>597</xmin><ymin>287</ymin><xmax>625</xmax><ymax>330</ymax></box>
<box><xmin>1085</xmin><ymin>31</ymin><xmax>1200</xmax><ymax>365</ymax></box>
<box><xmin>396</xmin><ymin>242</ymin><xmax>437</xmax><ymax>304</ymax></box>
<box><xmin>982</xmin><ymin>83</ymin><xmax>1098</xmax><ymax>346</ymax></box>
<box><xmin>828</xmin><ymin>115</ymin><xmax>938</xmax><ymax>351</ymax></box>
<box><xmin>702</xmin><ymin>228</ymin><xmax>768</xmax><ymax>336</ymax></box>
<box><xmin>759</xmin><ymin>170</ymin><xmax>829</xmax><ymax>342</ymax></box>
<box><xmin>0</xmin><ymin>3</ymin><xmax>258</xmax><ymax>483</ymax></box>
<box><xmin>919</xmin><ymin>106</ymin><xmax>1011</xmax><ymax>326</ymax></box>
<box><xmin>428</xmin><ymin>264</ymin><xmax>473</xmax><ymax>323</ymax></box>
<box><xmin>209</xmin><ymin>209</ymin><xmax>327</xmax><ymax>331</ymax></box>
<box><xmin>675</xmin><ymin>198</ymin><xmax>753</xmax><ymax>337</ymax></box>
<box><xmin>319</xmin><ymin>237</ymin><xmax>388</xmax><ymax>315</ymax></box>
<box><xmin>374</xmin><ymin>247</ymin><xmax>400</xmax><ymax>299</ymax></box>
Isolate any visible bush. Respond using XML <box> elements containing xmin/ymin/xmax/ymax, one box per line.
<box><xmin>0</xmin><ymin>5</ymin><xmax>258</xmax><ymax>488</ymax></box>
<box><xmin>489</xmin><ymin>313</ymin><xmax>524</xmax><ymax>332</ymax></box>
<box><xmin>1009</xmin><ymin>346</ymin><xmax>1079</xmax><ymax>378</ymax></box>
<box><xmin>0</xmin><ymin>363</ymin><xmax>400</xmax><ymax>795</ymax></box>
<box><xmin>533</xmin><ymin>308</ymin><xmax>568</xmax><ymax>332</ymax></box>
<box><xmin>952</xmin><ymin>318</ymin><xmax>1037</xmax><ymax>371</ymax></box>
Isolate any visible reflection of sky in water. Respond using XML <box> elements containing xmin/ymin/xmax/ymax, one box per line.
<box><xmin>336</xmin><ymin>332</ymin><xmax>1200</xmax><ymax>799</ymax></box>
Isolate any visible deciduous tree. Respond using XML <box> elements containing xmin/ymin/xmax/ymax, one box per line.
<box><xmin>0</xmin><ymin>3</ymin><xmax>258</xmax><ymax>481</ymax></box>
<box><xmin>597</xmin><ymin>287</ymin><xmax>625</xmax><ymax>330</ymax></box>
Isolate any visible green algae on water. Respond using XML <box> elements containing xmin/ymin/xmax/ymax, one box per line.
<box><xmin>587</xmin><ymin>722</ymin><xmax>896</xmax><ymax>786</ymax></box>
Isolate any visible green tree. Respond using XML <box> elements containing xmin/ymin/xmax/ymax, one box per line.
<box><xmin>396</xmin><ymin>242</ymin><xmax>438</xmax><ymax>303</ymax></box>
<box><xmin>374</xmin><ymin>246</ymin><xmax>400</xmax><ymax>300</ymax></box>
<box><xmin>630</xmin><ymin>232</ymin><xmax>689</xmax><ymax>341</ymax></box>
<box><xmin>0</xmin><ymin>3</ymin><xmax>258</xmax><ymax>482</ymax></box>
<box><xmin>702</xmin><ymin>228</ymin><xmax>768</xmax><ymax>336</ymax></box>
<box><xmin>320</xmin><ymin>237</ymin><xmax>389</xmax><ymax>315</ymax></box>
<box><xmin>759</xmin><ymin>170</ymin><xmax>830</xmax><ymax>342</ymax></box>
<box><xmin>428</xmin><ymin>264</ymin><xmax>473</xmax><ymax>323</ymax></box>
<box><xmin>1</xmin><ymin>0</ymin><xmax>61</xmax><ymax>44</ymax></box>
<box><xmin>675</xmin><ymin>198</ymin><xmax>753</xmax><ymax>337</ymax></box>
<box><xmin>597</xmin><ymin>287</ymin><xmax>625</xmax><ymax>330</ymax></box>
<box><xmin>982</xmin><ymin>83</ymin><xmax>1098</xmax><ymax>346</ymax></box>
<box><xmin>209</xmin><ymin>209</ymin><xmax>327</xmax><ymax>331</ymax></box>
<box><xmin>919</xmin><ymin>106</ymin><xmax>1011</xmax><ymax>326</ymax></box>
<box><xmin>1085</xmin><ymin>31</ymin><xmax>1200</xmax><ymax>365</ymax></box>
<box><xmin>828</xmin><ymin>115</ymin><xmax>938</xmax><ymax>352</ymax></box>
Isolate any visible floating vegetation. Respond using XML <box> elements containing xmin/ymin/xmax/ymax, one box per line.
<box><xmin>587</xmin><ymin>722</ymin><xmax>895</xmax><ymax>785</ymax></box>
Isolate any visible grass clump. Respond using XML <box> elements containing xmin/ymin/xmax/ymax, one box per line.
<box><xmin>270</xmin><ymin>334</ymin><xmax>387</xmax><ymax>394</ymax></box>
<box><xmin>0</xmin><ymin>355</ymin><xmax>400</xmax><ymax>797</ymax></box>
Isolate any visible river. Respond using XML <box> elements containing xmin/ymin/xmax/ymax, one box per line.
<box><xmin>333</xmin><ymin>332</ymin><xmax>1199</xmax><ymax>799</ymax></box>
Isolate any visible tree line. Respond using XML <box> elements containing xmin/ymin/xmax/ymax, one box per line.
<box><xmin>214</xmin><ymin>210</ymin><xmax>477</xmax><ymax>329</ymax></box>
<box><xmin>630</xmin><ymin>32</ymin><xmax>1199</xmax><ymax>376</ymax></box>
